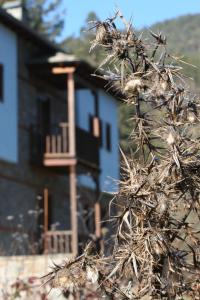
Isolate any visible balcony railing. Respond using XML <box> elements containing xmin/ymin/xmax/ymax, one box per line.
<box><xmin>44</xmin><ymin>230</ymin><xmax>72</xmax><ymax>254</ymax></box>
<box><xmin>45</xmin><ymin>123</ymin><xmax>70</xmax><ymax>158</ymax></box>
<box><xmin>30</xmin><ymin>123</ymin><xmax>100</xmax><ymax>168</ymax></box>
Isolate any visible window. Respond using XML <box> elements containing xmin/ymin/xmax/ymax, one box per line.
<box><xmin>0</xmin><ymin>64</ymin><xmax>3</xmax><ymax>102</ymax></box>
<box><xmin>106</xmin><ymin>123</ymin><xmax>112</xmax><ymax>151</ymax></box>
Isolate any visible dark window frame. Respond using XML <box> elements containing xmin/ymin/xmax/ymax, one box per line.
<box><xmin>106</xmin><ymin>123</ymin><xmax>112</xmax><ymax>152</ymax></box>
<box><xmin>0</xmin><ymin>64</ymin><xmax>4</xmax><ymax>102</ymax></box>
<box><xmin>89</xmin><ymin>114</ymin><xmax>93</xmax><ymax>135</ymax></box>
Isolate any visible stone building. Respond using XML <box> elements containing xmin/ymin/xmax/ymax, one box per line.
<box><xmin>0</xmin><ymin>2</ymin><xmax>119</xmax><ymax>263</ymax></box>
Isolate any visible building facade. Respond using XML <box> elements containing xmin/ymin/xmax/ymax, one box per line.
<box><xmin>0</xmin><ymin>7</ymin><xmax>119</xmax><ymax>258</ymax></box>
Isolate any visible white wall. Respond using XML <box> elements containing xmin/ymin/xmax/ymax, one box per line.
<box><xmin>75</xmin><ymin>89</ymin><xmax>119</xmax><ymax>193</ymax></box>
<box><xmin>0</xmin><ymin>254</ymin><xmax>72</xmax><ymax>300</ymax></box>
<box><xmin>0</xmin><ymin>24</ymin><xmax>18</xmax><ymax>163</ymax></box>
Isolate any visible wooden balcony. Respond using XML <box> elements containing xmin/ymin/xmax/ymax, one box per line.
<box><xmin>44</xmin><ymin>230</ymin><xmax>73</xmax><ymax>254</ymax></box>
<box><xmin>44</xmin><ymin>123</ymin><xmax>76</xmax><ymax>166</ymax></box>
<box><xmin>30</xmin><ymin>123</ymin><xmax>100</xmax><ymax>168</ymax></box>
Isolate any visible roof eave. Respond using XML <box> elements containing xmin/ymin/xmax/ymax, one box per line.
<box><xmin>0</xmin><ymin>8</ymin><xmax>61</xmax><ymax>54</ymax></box>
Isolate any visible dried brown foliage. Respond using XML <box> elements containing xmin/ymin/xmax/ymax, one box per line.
<box><xmin>44</xmin><ymin>11</ymin><xmax>200</xmax><ymax>299</ymax></box>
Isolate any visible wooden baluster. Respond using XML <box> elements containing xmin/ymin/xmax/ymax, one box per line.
<box><xmin>46</xmin><ymin>136</ymin><xmax>50</xmax><ymax>154</ymax></box>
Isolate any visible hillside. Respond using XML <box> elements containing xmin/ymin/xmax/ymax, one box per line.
<box><xmin>63</xmin><ymin>13</ymin><xmax>200</xmax><ymax>86</ymax></box>
<box><xmin>62</xmin><ymin>13</ymin><xmax>200</xmax><ymax>152</ymax></box>
<box><xmin>149</xmin><ymin>14</ymin><xmax>200</xmax><ymax>54</ymax></box>
<box><xmin>122</xmin><ymin>14</ymin><xmax>200</xmax><ymax>152</ymax></box>
<box><xmin>139</xmin><ymin>14</ymin><xmax>200</xmax><ymax>89</ymax></box>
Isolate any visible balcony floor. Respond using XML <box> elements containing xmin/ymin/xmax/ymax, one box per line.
<box><xmin>43</xmin><ymin>155</ymin><xmax>77</xmax><ymax>167</ymax></box>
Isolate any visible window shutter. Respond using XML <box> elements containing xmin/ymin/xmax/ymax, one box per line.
<box><xmin>93</xmin><ymin>117</ymin><xmax>100</xmax><ymax>137</ymax></box>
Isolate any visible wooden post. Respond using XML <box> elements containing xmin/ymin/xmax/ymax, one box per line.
<box><xmin>94</xmin><ymin>176</ymin><xmax>101</xmax><ymax>239</ymax></box>
<box><xmin>95</xmin><ymin>201</ymin><xmax>101</xmax><ymax>238</ymax></box>
<box><xmin>67</xmin><ymin>69</ymin><xmax>78</xmax><ymax>255</ymax></box>
<box><xmin>52</xmin><ymin>66</ymin><xmax>78</xmax><ymax>255</ymax></box>
<box><xmin>70</xmin><ymin>165</ymin><xmax>78</xmax><ymax>255</ymax></box>
<box><xmin>67</xmin><ymin>71</ymin><xmax>76</xmax><ymax>156</ymax></box>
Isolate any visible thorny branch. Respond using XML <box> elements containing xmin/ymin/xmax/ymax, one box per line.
<box><xmin>44</xmin><ymin>11</ymin><xmax>200</xmax><ymax>299</ymax></box>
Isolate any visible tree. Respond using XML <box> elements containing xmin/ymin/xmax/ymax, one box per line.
<box><xmin>61</xmin><ymin>11</ymin><xmax>104</xmax><ymax>66</ymax></box>
<box><xmin>61</xmin><ymin>13</ymin><xmax>200</xmax><ymax>157</ymax></box>
<box><xmin>0</xmin><ymin>0</ymin><xmax>64</xmax><ymax>40</ymax></box>
<box><xmin>45</xmin><ymin>11</ymin><xmax>200</xmax><ymax>299</ymax></box>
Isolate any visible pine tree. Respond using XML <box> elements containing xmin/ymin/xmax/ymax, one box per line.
<box><xmin>1</xmin><ymin>0</ymin><xmax>64</xmax><ymax>40</ymax></box>
<box><xmin>61</xmin><ymin>11</ymin><xmax>104</xmax><ymax>66</ymax></box>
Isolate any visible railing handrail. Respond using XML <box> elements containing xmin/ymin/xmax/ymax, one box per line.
<box><xmin>30</xmin><ymin>122</ymin><xmax>69</xmax><ymax>131</ymax></box>
<box><xmin>44</xmin><ymin>230</ymin><xmax>73</xmax><ymax>254</ymax></box>
<box><xmin>59</xmin><ymin>122</ymin><xmax>69</xmax><ymax>127</ymax></box>
<box><xmin>45</xmin><ymin>230</ymin><xmax>72</xmax><ymax>236</ymax></box>
<box><xmin>30</xmin><ymin>123</ymin><xmax>100</xmax><ymax>167</ymax></box>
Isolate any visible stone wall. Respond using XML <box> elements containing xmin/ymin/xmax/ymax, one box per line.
<box><xmin>0</xmin><ymin>254</ymin><xmax>72</xmax><ymax>299</ymax></box>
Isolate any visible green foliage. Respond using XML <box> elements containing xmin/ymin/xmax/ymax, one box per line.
<box><xmin>61</xmin><ymin>11</ymin><xmax>104</xmax><ymax>66</ymax></box>
<box><xmin>61</xmin><ymin>13</ymin><xmax>200</xmax><ymax>154</ymax></box>
<box><xmin>26</xmin><ymin>0</ymin><xmax>64</xmax><ymax>40</ymax></box>
<box><xmin>1</xmin><ymin>0</ymin><xmax>64</xmax><ymax>40</ymax></box>
<box><xmin>141</xmin><ymin>14</ymin><xmax>200</xmax><ymax>88</ymax></box>
<box><xmin>149</xmin><ymin>14</ymin><xmax>200</xmax><ymax>54</ymax></box>
<box><xmin>122</xmin><ymin>14</ymin><xmax>200</xmax><ymax>154</ymax></box>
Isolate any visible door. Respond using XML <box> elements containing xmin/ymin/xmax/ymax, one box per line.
<box><xmin>37</xmin><ymin>96</ymin><xmax>51</xmax><ymax>136</ymax></box>
<box><xmin>37</xmin><ymin>96</ymin><xmax>51</xmax><ymax>156</ymax></box>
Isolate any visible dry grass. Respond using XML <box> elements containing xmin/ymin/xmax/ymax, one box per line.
<box><xmin>44</xmin><ymin>11</ymin><xmax>200</xmax><ymax>299</ymax></box>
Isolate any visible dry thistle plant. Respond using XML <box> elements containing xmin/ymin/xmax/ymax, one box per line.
<box><xmin>44</xmin><ymin>12</ymin><xmax>200</xmax><ymax>299</ymax></box>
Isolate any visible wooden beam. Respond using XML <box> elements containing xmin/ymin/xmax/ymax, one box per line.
<box><xmin>43</xmin><ymin>158</ymin><xmax>77</xmax><ymax>167</ymax></box>
<box><xmin>66</xmin><ymin>71</ymin><xmax>78</xmax><ymax>255</ymax></box>
<box><xmin>52</xmin><ymin>67</ymin><xmax>76</xmax><ymax>74</ymax></box>
<box><xmin>67</xmin><ymin>72</ymin><xmax>76</xmax><ymax>156</ymax></box>
<box><xmin>70</xmin><ymin>165</ymin><xmax>78</xmax><ymax>255</ymax></box>
<box><xmin>95</xmin><ymin>201</ymin><xmax>101</xmax><ymax>238</ymax></box>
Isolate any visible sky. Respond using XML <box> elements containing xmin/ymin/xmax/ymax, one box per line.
<box><xmin>61</xmin><ymin>0</ymin><xmax>200</xmax><ymax>39</ymax></box>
